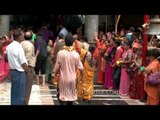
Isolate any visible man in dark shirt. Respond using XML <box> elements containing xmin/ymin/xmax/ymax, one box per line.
<box><xmin>35</xmin><ymin>31</ymin><xmax>47</xmax><ymax>86</ymax></box>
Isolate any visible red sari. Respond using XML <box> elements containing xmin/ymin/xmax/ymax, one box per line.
<box><xmin>98</xmin><ymin>42</ymin><xmax>107</xmax><ymax>84</ymax></box>
<box><xmin>0</xmin><ymin>45</ymin><xmax>10</xmax><ymax>82</ymax></box>
<box><xmin>129</xmin><ymin>55</ymin><xmax>145</xmax><ymax>100</ymax></box>
<box><xmin>129</xmin><ymin>43</ymin><xmax>145</xmax><ymax>100</ymax></box>
<box><xmin>130</xmin><ymin>69</ymin><xmax>142</xmax><ymax>99</ymax></box>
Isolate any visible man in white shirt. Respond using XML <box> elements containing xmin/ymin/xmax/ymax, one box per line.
<box><xmin>6</xmin><ymin>29</ymin><xmax>28</xmax><ymax>105</ymax></box>
<box><xmin>21</xmin><ymin>31</ymin><xmax>36</xmax><ymax>105</ymax></box>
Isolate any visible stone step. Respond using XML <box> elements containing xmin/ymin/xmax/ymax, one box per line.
<box><xmin>47</xmin><ymin>84</ymin><xmax>104</xmax><ymax>89</ymax></box>
<box><xmin>41</xmin><ymin>89</ymin><xmax>118</xmax><ymax>95</ymax></box>
<box><xmin>94</xmin><ymin>84</ymin><xmax>104</xmax><ymax>88</ymax></box>
<box><xmin>52</xmin><ymin>97</ymin><xmax>133</xmax><ymax>101</ymax></box>
<box><xmin>41</xmin><ymin>94</ymin><xmax>120</xmax><ymax>98</ymax></box>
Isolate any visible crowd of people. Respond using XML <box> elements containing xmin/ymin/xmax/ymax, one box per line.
<box><xmin>0</xmin><ymin>20</ymin><xmax>160</xmax><ymax>105</ymax></box>
<box><xmin>93</xmin><ymin>27</ymin><xmax>160</xmax><ymax>105</ymax></box>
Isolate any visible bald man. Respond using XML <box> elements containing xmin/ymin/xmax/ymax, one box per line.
<box><xmin>21</xmin><ymin>31</ymin><xmax>36</xmax><ymax>105</ymax></box>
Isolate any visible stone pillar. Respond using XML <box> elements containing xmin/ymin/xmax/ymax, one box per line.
<box><xmin>85</xmin><ymin>15</ymin><xmax>99</xmax><ymax>43</ymax></box>
<box><xmin>0</xmin><ymin>15</ymin><xmax>10</xmax><ymax>36</ymax></box>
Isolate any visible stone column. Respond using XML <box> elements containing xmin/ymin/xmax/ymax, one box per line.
<box><xmin>0</xmin><ymin>15</ymin><xmax>10</xmax><ymax>36</ymax></box>
<box><xmin>85</xmin><ymin>15</ymin><xmax>99</xmax><ymax>43</ymax></box>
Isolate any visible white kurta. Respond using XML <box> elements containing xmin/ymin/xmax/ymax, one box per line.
<box><xmin>54</xmin><ymin>49</ymin><xmax>83</xmax><ymax>101</ymax></box>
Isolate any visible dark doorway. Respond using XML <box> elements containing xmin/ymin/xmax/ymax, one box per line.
<box><xmin>10</xmin><ymin>15</ymin><xmax>83</xmax><ymax>35</ymax></box>
<box><xmin>118</xmin><ymin>15</ymin><xmax>144</xmax><ymax>30</ymax></box>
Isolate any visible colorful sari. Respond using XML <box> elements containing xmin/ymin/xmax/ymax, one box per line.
<box><xmin>93</xmin><ymin>39</ymin><xmax>100</xmax><ymax>83</ymax></box>
<box><xmin>77</xmin><ymin>51</ymin><xmax>95</xmax><ymax>100</ymax></box>
<box><xmin>0</xmin><ymin>55</ymin><xmax>4</xmax><ymax>78</ymax></box>
<box><xmin>129</xmin><ymin>56</ymin><xmax>145</xmax><ymax>100</ymax></box>
<box><xmin>104</xmin><ymin>46</ymin><xmax>115</xmax><ymax>89</ymax></box>
<box><xmin>130</xmin><ymin>69</ymin><xmax>142</xmax><ymax>99</ymax></box>
<box><xmin>97</xmin><ymin>57</ymin><xmax>105</xmax><ymax>84</ymax></box>
<box><xmin>119</xmin><ymin>49</ymin><xmax>133</xmax><ymax>95</ymax></box>
<box><xmin>144</xmin><ymin>59</ymin><xmax>160</xmax><ymax>105</ymax></box>
<box><xmin>0</xmin><ymin>45</ymin><xmax>10</xmax><ymax>82</ymax></box>
<box><xmin>80</xmin><ymin>49</ymin><xmax>87</xmax><ymax>61</ymax></box>
<box><xmin>77</xmin><ymin>48</ymin><xmax>87</xmax><ymax>98</ymax></box>
<box><xmin>98</xmin><ymin>42</ymin><xmax>107</xmax><ymax>84</ymax></box>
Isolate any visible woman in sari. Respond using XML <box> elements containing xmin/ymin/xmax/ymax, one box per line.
<box><xmin>142</xmin><ymin>48</ymin><xmax>160</xmax><ymax>105</ymax></box>
<box><xmin>0</xmin><ymin>39</ymin><xmax>4</xmax><ymax>78</ymax></box>
<box><xmin>129</xmin><ymin>43</ymin><xmax>143</xmax><ymax>99</ymax></box>
<box><xmin>119</xmin><ymin>41</ymin><xmax>133</xmax><ymax>96</ymax></box>
<box><xmin>76</xmin><ymin>38</ymin><xmax>87</xmax><ymax>99</ymax></box>
<box><xmin>104</xmin><ymin>38</ymin><xmax>116</xmax><ymax>89</ymax></box>
<box><xmin>78</xmin><ymin>45</ymin><xmax>96</xmax><ymax>101</ymax></box>
<box><xmin>0</xmin><ymin>35</ymin><xmax>12</xmax><ymax>82</ymax></box>
<box><xmin>98</xmin><ymin>34</ymin><xmax>107</xmax><ymax>85</ymax></box>
<box><xmin>92</xmin><ymin>32</ymin><xmax>100</xmax><ymax>84</ymax></box>
<box><xmin>76</xmin><ymin>33</ymin><xmax>97</xmax><ymax>100</ymax></box>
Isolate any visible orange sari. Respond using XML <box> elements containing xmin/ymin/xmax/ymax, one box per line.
<box><xmin>77</xmin><ymin>50</ymin><xmax>94</xmax><ymax>100</ymax></box>
<box><xmin>144</xmin><ymin>59</ymin><xmax>160</xmax><ymax>105</ymax></box>
<box><xmin>81</xmin><ymin>59</ymin><xmax>94</xmax><ymax>100</ymax></box>
<box><xmin>77</xmin><ymin>48</ymin><xmax>87</xmax><ymax>98</ymax></box>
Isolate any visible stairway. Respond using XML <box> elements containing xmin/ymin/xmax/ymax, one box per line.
<box><xmin>0</xmin><ymin>79</ymin><xmax>144</xmax><ymax>105</ymax></box>
<box><xmin>48</xmin><ymin>84</ymin><xmax>133</xmax><ymax>105</ymax></box>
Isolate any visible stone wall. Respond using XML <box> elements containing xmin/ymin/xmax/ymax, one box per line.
<box><xmin>85</xmin><ymin>15</ymin><xmax>99</xmax><ymax>43</ymax></box>
<box><xmin>0</xmin><ymin>15</ymin><xmax>10</xmax><ymax>36</ymax></box>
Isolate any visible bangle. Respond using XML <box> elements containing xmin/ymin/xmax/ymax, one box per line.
<box><xmin>140</xmin><ymin>66</ymin><xmax>145</xmax><ymax>72</ymax></box>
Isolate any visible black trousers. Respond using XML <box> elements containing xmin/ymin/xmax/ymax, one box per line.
<box><xmin>35</xmin><ymin>57</ymin><xmax>47</xmax><ymax>75</ymax></box>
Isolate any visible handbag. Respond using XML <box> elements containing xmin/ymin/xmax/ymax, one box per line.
<box><xmin>146</xmin><ymin>72</ymin><xmax>160</xmax><ymax>86</ymax></box>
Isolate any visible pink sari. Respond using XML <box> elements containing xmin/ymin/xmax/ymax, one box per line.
<box><xmin>0</xmin><ymin>55</ymin><xmax>4</xmax><ymax>77</ymax></box>
<box><xmin>119</xmin><ymin>49</ymin><xmax>132</xmax><ymax>95</ymax></box>
<box><xmin>104</xmin><ymin>46</ymin><xmax>115</xmax><ymax>89</ymax></box>
<box><xmin>0</xmin><ymin>45</ymin><xmax>10</xmax><ymax>82</ymax></box>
